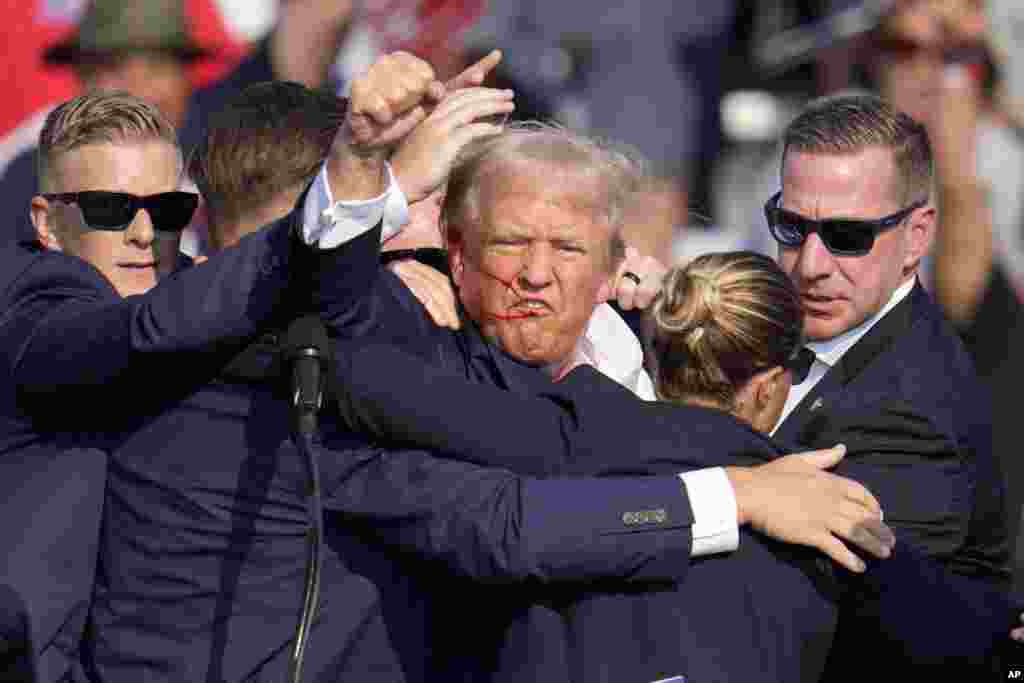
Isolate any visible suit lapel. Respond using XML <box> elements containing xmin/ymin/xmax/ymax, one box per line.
<box><xmin>456</xmin><ymin>309</ymin><xmax>550</xmax><ymax>396</ymax></box>
<box><xmin>774</xmin><ymin>367</ymin><xmax>841</xmax><ymax>445</ymax></box>
<box><xmin>775</xmin><ymin>282</ymin><xmax>924</xmax><ymax>445</ymax></box>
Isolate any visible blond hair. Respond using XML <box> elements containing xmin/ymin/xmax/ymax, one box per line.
<box><xmin>648</xmin><ymin>251</ymin><xmax>803</xmax><ymax>410</ymax></box>
<box><xmin>440</xmin><ymin>121</ymin><xmax>636</xmax><ymax>271</ymax></box>
<box><xmin>37</xmin><ymin>91</ymin><xmax>179</xmax><ymax>192</ymax></box>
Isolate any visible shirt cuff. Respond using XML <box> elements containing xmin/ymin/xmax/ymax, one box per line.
<box><xmin>301</xmin><ymin>162</ymin><xmax>409</xmax><ymax>249</ymax></box>
<box><xmin>678</xmin><ymin>467</ymin><xmax>739</xmax><ymax>556</ymax></box>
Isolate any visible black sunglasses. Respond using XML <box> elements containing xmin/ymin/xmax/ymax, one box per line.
<box><xmin>783</xmin><ymin>346</ymin><xmax>815</xmax><ymax>385</ymax></box>
<box><xmin>873</xmin><ymin>33</ymin><xmax>988</xmax><ymax>67</ymax></box>
<box><xmin>764</xmin><ymin>191</ymin><xmax>925</xmax><ymax>257</ymax></box>
<box><xmin>42</xmin><ymin>191</ymin><xmax>198</xmax><ymax>233</ymax></box>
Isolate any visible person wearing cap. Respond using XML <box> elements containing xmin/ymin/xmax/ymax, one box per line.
<box><xmin>43</xmin><ymin>0</ymin><xmax>207</xmax><ymax>129</ymax></box>
<box><xmin>0</xmin><ymin>0</ymin><xmax>214</xmax><ymax>246</ymax></box>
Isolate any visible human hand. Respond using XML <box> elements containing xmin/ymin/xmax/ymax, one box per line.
<box><xmin>326</xmin><ymin>52</ymin><xmax>445</xmax><ymax>200</ymax></box>
<box><xmin>1011</xmin><ymin>613</ymin><xmax>1024</xmax><ymax>643</ymax></box>
<box><xmin>343</xmin><ymin>51</ymin><xmax>446</xmax><ymax>158</ymax></box>
<box><xmin>445</xmin><ymin>49</ymin><xmax>503</xmax><ymax>90</ymax></box>
<box><xmin>388</xmin><ymin>258</ymin><xmax>460</xmax><ymax>330</ymax></box>
<box><xmin>391</xmin><ymin>86</ymin><xmax>514</xmax><ymax>203</ymax></box>
<box><xmin>612</xmin><ymin>246</ymin><xmax>667</xmax><ymax>310</ymax></box>
<box><xmin>726</xmin><ymin>445</ymin><xmax>895</xmax><ymax>573</ymax></box>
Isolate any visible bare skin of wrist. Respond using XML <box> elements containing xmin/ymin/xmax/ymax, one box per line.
<box><xmin>327</xmin><ymin>150</ymin><xmax>388</xmax><ymax>201</ymax></box>
<box><xmin>724</xmin><ymin>466</ymin><xmax>754</xmax><ymax>525</ymax></box>
<box><xmin>720</xmin><ymin>446</ymin><xmax>894</xmax><ymax>574</ymax></box>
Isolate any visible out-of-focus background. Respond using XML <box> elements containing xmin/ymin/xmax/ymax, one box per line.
<box><xmin>3</xmin><ymin>0</ymin><xmax>1024</xmax><ymax>588</ymax></box>
<box><xmin>4</xmin><ymin>1</ymin><xmax>1023</xmax><ymax>266</ymax></box>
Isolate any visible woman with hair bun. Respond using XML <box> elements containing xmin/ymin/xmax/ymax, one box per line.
<box><xmin>648</xmin><ymin>251</ymin><xmax>812</xmax><ymax>434</ymax></box>
<box><xmin>329</xmin><ymin>247</ymin><xmax>998</xmax><ymax>681</ymax></box>
<box><xmin>329</xmin><ymin>251</ymin><xmax>844</xmax><ymax>682</ymax></box>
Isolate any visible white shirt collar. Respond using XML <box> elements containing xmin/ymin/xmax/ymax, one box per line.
<box><xmin>555</xmin><ymin>303</ymin><xmax>656</xmax><ymax>400</ymax></box>
<box><xmin>577</xmin><ymin>303</ymin><xmax>640</xmax><ymax>385</ymax></box>
<box><xmin>807</xmin><ymin>276</ymin><xmax>916</xmax><ymax>368</ymax></box>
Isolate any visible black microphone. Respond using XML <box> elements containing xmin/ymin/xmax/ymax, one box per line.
<box><xmin>281</xmin><ymin>315</ymin><xmax>329</xmax><ymax>683</ymax></box>
<box><xmin>283</xmin><ymin>316</ymin><xmax>329</xmax><ymax>437</ymax></box>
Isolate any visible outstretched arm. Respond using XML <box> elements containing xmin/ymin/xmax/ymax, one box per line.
<box><xmin>307</xmin><ymin>52</ymin><xmax>510</xmax><ymax>332</ymax></box>
<box><xmin>9</xmin><ymin>52</ymin><xmax>442</xmax><ymax>418</ymax></box>
<box><xmin>324</xmin><ymin>443</ymin><xmax>695</xmax><ymax>585</ymax></box>
<box><xmin>10</xmin><ymin>211</ymin><xmax>322</xmax><ymax>418</ymax></box>
<box><xmin>330</xmin><ymin>342</ymin><xmax>893</xmax><ymax>572</ymax></box>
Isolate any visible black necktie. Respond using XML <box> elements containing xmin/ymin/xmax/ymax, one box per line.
<box><xmin>787</xmin><ymin>347</ymin><xmax>816</xmax><ymax>385</ymax></box>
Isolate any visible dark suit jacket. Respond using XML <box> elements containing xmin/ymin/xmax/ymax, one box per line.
<box><xmin>771</xmin><ymin>281</ymin><xmax>1012</xmax><ymax>676</ymax></box>
<box><xmin>126</xmin><ymin>226</ymin><xmax>740</xmax><ymax>683</ymax></box>
<box><xmin>0</xmin><ymin>583</ymin><xmax>35</xmax><ymax>682</ymax></box>
<box><xmin>331</xmin><ymin>341</ymin><xmax>839</xmax><ymax>682</ymax></box>
<box><xmin>321</xmin><ymin>237</ymin><xmax>708</xmax><ymax>683</ymax></box>
<box><xmin>0</xmin><ymin>214</ymin><xmax>354</xmax><ymax>682</ymax></box>
<box><xmin>331</xmin><ymin>313</ymin><xmax>1022</xmax><ymax>680</ymax></box>
<box><xmin>8</xmin><ymin>220</ymin><xmax>694</xmax><ymax>682</ymax></box>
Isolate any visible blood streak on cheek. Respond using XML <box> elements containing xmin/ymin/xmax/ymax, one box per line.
<box><xmin>473</xmin><ymin>263</ymin><xmax>544</xmax><ymax>322</ymax></box>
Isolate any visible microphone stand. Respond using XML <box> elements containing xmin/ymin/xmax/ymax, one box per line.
<box><xmin>286</xmin><ymin>342</ymin><xmax>326</xmax><ymax>683</ymax></box>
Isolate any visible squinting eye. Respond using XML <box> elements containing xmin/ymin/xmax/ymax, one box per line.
<box><xmin>490</xmin><ymin>241</ymin><xmax>526</xmax><ymax>251</ymax></box>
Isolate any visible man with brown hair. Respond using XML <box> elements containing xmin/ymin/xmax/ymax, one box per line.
<box><xmin>189</xmin><ymin>81</ymin><xmax>346</xmax><ymax>251</ymax></box>
<box><xmin>0</xmin><ymin>59</ymin><xmax>448</xmax><ymax>677</ymax></box>
<box><xmin>765</xmin><ymin>92</ymin><xmax>1013</xmax><ymax>676</ymax></box>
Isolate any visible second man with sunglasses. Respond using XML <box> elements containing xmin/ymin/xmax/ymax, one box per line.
<box><xmin>765</xmin><ymin>93</ymin><xmax>1013</xmax><ymax>677</ymax></box>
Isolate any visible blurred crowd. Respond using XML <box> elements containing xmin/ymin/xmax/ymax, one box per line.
<box><xmin>3</xmin><ymin>0</ymin><xmax>1024</xmax><ymax>680</ymax></box>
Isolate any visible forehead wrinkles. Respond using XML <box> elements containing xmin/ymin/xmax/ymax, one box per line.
<box><xmin>483</xmin><ymin>176</ymin><xmax>605</xmax><ymax>228</ymax></box>
<box><xmin>484</xmin><ymin>198</ymin><xmax>614</xmax><ymax>269</ymax></box>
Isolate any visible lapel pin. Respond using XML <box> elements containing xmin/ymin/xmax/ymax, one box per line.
<box><xmin>810</xmin><ymin>398</ymin><xmax>823</xmax><ymax>412</ymax></box>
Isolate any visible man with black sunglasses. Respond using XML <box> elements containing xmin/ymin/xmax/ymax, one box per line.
<box><xmin>0</xmin><ymin>77</ymin><xmax>438</xmax><ymax>679</ymax></box>
<box><xmin>766</xmin><ymin>92</ymin><xmax>1014</xmax><ymax>677</ymax></box>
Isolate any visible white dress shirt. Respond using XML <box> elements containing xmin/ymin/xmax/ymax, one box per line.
<box><xmin>303</xmin><ymin>164</ymin><xmax>738</xmax><ymax>557</ymax></box>
<box><xmin>772</xmin><ymin>276</ymin><xmax>917</xmax><ymax>435</ymax></box>
<box><xmin>567</xmin><ymin>303</ymin><xmax>657</xmax><ymax>400</ymax></box>
<box><xmin>301</xmin><ymin>162</ymin><xmax>409</xmax><ymax>248</ymax></box>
